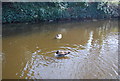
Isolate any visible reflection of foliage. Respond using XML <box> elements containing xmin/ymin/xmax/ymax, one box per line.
<box><xmin>2</xmin><ymin>2</ymin><xmax>119</xmax><ymax>23</ymax></box>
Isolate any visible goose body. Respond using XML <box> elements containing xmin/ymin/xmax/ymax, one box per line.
<box><xmin>56</xmin><ymin>34</ymin><xmax>62</xmax><ymax>39</ymax></box>
<box><xmin>55</xmin><ymin>50</ymin><xmax>70</xmax><ymax>57</ymax></box>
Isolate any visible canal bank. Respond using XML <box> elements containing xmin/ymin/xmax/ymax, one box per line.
<box><xmin>2</xmin><ymin>2</ymin><xmax>119</xmax><ymax>24</ymax></box>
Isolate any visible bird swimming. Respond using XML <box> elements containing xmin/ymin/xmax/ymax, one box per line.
<box><xmin>55</xmin><ymin>34</ymin><xmax>62</xmax><ymax>39</ymax></box>
<box><xmin>55</xmin><ymin>50</ymin><xmax>70</xmax><ymax>57</ymax></box>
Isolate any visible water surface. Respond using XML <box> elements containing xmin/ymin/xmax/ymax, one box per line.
<box><xmin>2</xmin><ymin>20</ymin><xmax>119</xmax><ymax>79</ymax></box>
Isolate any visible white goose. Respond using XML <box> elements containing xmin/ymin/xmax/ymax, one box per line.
<box><xmin>55</xmin><ymin>34</ymin><xmax>62</xmax><ymax>39</ymax></box>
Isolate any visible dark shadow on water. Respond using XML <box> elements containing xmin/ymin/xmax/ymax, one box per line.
<box><xmin>55</xmin><ymin>56</ymin><xmax>70</xmax><ymax>59</ymax></box>
<box><xmin>3</xmin><ymin>19</ymin><xmax>118</xmax><ymax>37</ymax></box>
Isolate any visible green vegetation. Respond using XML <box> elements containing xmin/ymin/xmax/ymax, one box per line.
<box><xmin>2</xmin><ymin>2</ymin><xmax>119</xmax><ymax>24</ymax></box>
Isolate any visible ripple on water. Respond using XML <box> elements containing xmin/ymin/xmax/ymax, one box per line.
<box><xmin>3</xmin><ymin>20</ymin><xmax>118</xmax><ymax>79</ymax></box>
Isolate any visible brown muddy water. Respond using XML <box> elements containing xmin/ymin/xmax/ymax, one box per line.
<box><xmin>2</xmin><ymin>20</ymin><xmax>119</xmax><ymax>79</ymax></box>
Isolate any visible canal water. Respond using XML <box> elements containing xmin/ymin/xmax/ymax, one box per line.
<box><xmin>2</xmin><ymin>20</ymin><xmax>119</xmax><ymax>79</ymax></box>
